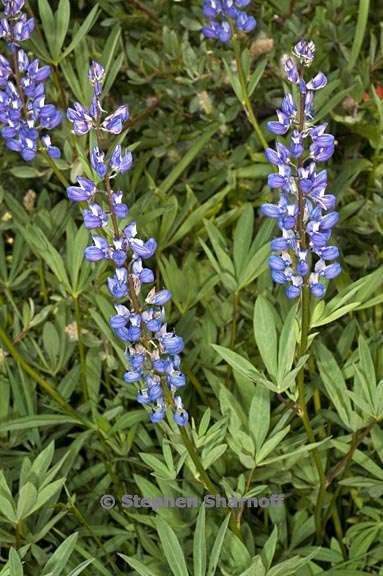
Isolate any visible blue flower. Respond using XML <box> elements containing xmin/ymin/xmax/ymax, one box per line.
<box><xmin>66</xmin><ymin>62</ymin><xmax>189</xmax><ymax>426</ymax></box>
<box><xmin>202</xmin><ymin>0</ymin><xmax>256</xmax><ymax>43</ymax></box>
<box><xmin>0</xmin><ymin>4</ymin><xmax>61</xmax><ymax>160</ymax></box>
<box><xmin>101</xmin><ymin>105</ymin><xmax>129</xmax><ymax>134</ymax></box>
<box><xmin>67</xmin><ymin>177</ymin><xmax>96</xmax><ymax>202</ymax></box>
<box><xmin>67</xmin><ymin>102</ymin><xmax>93</xmax><ymax>135</ymax></box>
<box><xmin>262</xmin><ymin>40</ymin><xmax>341</xmax><ymax>299</ymax></box>
<box><xmin>110</xmin><ymin>144</ymin><xmax>133</xmax><ymax>174</ymax></box>
<box><xmin>91</xmin><ymin>146</ymin><xmax>107</xmax><ymax>178</ymax></box>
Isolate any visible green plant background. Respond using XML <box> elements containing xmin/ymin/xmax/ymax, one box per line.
<box><xmin>0</xmin><ymin>0</ymin><xmax>383</xmax><ymax>574</ymax></box>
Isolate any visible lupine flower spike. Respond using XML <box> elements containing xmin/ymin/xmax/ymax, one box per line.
<box><xmin>67</xmin><ymin>62</ymin><xmax>188</xmax><ymax>426</ymax></box>
<box><xmin>261</xmin><ymin>40</ymin><xmax>341</xmax><ymax>299</ymax></box>
<box><xmin>0</xmin><ymin>0</ymin><xmax>61</xmax><ymax>160</ymax></box>
<box><xmin>202</xmin><ymin>0</ymin><xmax>256</xmax><ymax>43</ymax></box>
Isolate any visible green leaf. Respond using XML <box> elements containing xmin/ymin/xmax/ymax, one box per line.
<box><xmin>276</xmin><ymin>305</ymin><xmax>298</xmax><ymax>386</ymax></box>
<box><xmin>223</xmin><ymin>58</ymin><xmax>241</xmax><ymax>101</ymax></box>
<box><xmin>53</xmin><ymin>0</ymin><xmax>70</xmax><ymax>60</ymax></box>
<box><xmin>233</xmin><ymin>204</ymin><xmax>254</xmax><ymax>278</ymax></box>
<box><xmin>16</xmin><ymin>482</ymin><xmax>37</xmax><ymax>520</ymax></box>
<box><xmin>253</xmin><ymin>296</ymin><xmax>278</xmax><ymax>379</ymax></box>
<box><xmin>38</xmin><ymin>0</ymin><xmax>56</xmax><ymax>56</ymax></box>
<box><xmin>101</xmin><ymin>25</ymin><xmax>122</xmax><ymax>79</ymax></box>
<box><xmin>67</xmin><ymin>560</ymin><xmax>95</xmax><ymax>576</ymax></box>
<box><xmin>249</xmin><ymin>385</ymin><xmax>270</xmax><ymax>452</ymax></box>
<box><xmin>28</xmin><ymin>479</ymin><xmax>65</xmax><ymax>518</ymax></box>
<box><xmin>237</xmin><ymin>243</ymin><xmax>270</xmax><ymax>290</ymax></box>
<box><xmin>66</xmin><ymin>223</ymin><xmax>89</xmax><ymax>294</ymax></box>
<box><xmin>20</xmin><ymin>225</ymin><xmax>71</xmax><ymax>292</ymax></box>
<box><xmin>193</xmin><ymin>505</ymin><xmax>206</xmax><ymax>576</ymax></box>
<box><xmin>207</xmin><ymin>514</ymin><xmax>230</xmax><ymax>576</ymax></box>
<box><xmin>41</xmin><ymin>533</ymin><xmax>79</xmax><ymax>576</ymax></box>
<box><xmin>212</xmin><ymin>345</ymin><xmax>259</xmax><ymax>382</ymax></box>
<box><xmin>262</xmin><ymin>526</ymin><xmax>278</xmax><ymax>570</ymax></box>
<box><xmin>312</xmin><ymin>269</ymin><xmax>383</xmax><ymax>327</ymax></box>
<box><xmin>0</xmin><ymin>416</ymin><xmax>79</xmax><ymax>433</ymax></box>
<box><xmin>9</xmin><ymin>549</ymin><xmax>23</xmax><ymax>576</ymax></box>
<box><xmin>0</xmin><ymin>471</ymin><xmax>17</xmax><ymax>523</ymax></box>
<box><xmin>119</xmin><ymin>555</ymin><xmax>160</xmax><ymax>576</ymax></box>
<box><xmin>248</xmin><ymin>59</ymin><xmax>268</xmax><ymax>97</ymax></box>
<box><xmin>315</xmin><ymin>343</ymin><xmax>353</xmax><ymax>429</ymax></box>
<box><xmin>60</xmin><ymin>5</ymin><xmax>99</xmax><ymax>60</ymax></box>
<box><xmin>256</xmin><ymin>426</ymin><xmax>290</xmax><ymax>464</ymax></box>
<box><xmin>155</xmin><ymin>517</ymin><xmax>189</xmax><ymax>576</ymax></box>
<box><xmin>204</xmin><ymin>220</ymin><xmax>235</xmax><ymax>276</ymax></box>
<box><xmin>158</xmin><ymin>125</ymin><xmax>219</xmax><ymax>195</ymax></box>
<box><xmin>347</xmin><ymin>0</ymin><xmax>370</xmax><ymax>71</ymax></box>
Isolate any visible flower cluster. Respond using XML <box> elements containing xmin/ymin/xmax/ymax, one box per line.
<box><xmin>202</xmin><ymin>0</ymin><xmax>256</xmax><ymax>43</ymax></box>
<box><xmin>0</xmin><ymin>0</ymin><xmax>61</xmax><ymax>160</ymax></box>
<box><xmin>67</xmin><ymin>62</ymin><xmax>188</xmax><ymax>426</ymax></box>
<box><xmin>262</xmin><ymin>40</ymin><xmax>341</xmax><ymax>299</ymax></box>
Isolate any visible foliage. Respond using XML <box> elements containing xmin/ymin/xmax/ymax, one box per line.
<box><xmin>0</xmin><ymin>0</ymin><xmax>383</xmax><ymax>575</ymax></box>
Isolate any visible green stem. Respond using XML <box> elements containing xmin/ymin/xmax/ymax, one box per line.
<box><xmin>0</xmin><ymin>325</ymin><xmax>91</xmax><ymax>428</ymax></box>
<box><xmin>73</xmin><ymin>295</ymin><xmax>88</xmax><ymax>401</ymax></box>
<box><xmin>38</xmin><ymin>140</ymin><xmax>70</xmax><ymax>188</ymax></box>
<box><xmin>232</xmin><ymin>35</ymin><xmax>268</xmax><ymax>150</ymax></box>
<box><xmin>15</xmin><ymin>521</ymin><xmax>22</xmax><ymax>549</ymax></box>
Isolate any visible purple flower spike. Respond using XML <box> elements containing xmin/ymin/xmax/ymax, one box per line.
<box><xmin>65</xmin><ymin>61</ymin><xmax>188</xmax><ymax>427</ymax></box>
<box><xmin>0</xmin><ymin>2</ymin><xmax>61</xmax><ymax>159</ymax></box>
<box><xmin>263</xmin><ymin>39</ymin><xmax>340</xmax><ymax>299</ymax></box>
